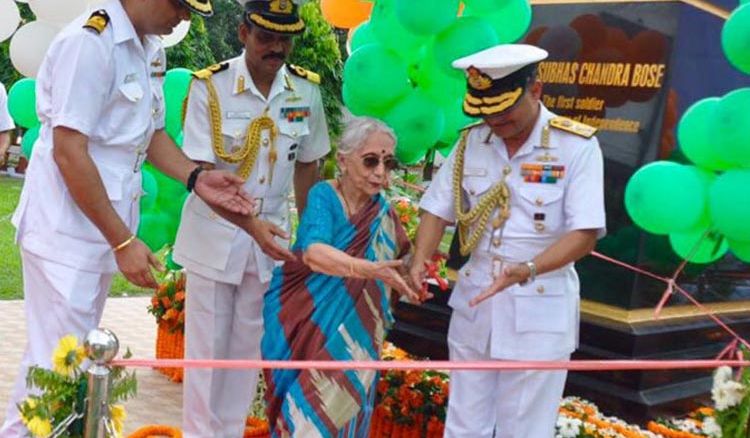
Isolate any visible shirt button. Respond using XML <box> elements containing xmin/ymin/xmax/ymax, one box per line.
<box><xmin>492</xmin><ymin>237</ymin><xmax>501</xmax><ymax>247</ymax></box>
<box><xmin>503</xmin><ymin>165</ymin><xmax>512</xmax><ymax>175</ymax></box>
<box><xmin>263</xmin><ymin>138</ymin><xmax>269</xmax><ymax>146</ymax></box>
<box><xmin>259</xmin><ymin>176</ymin><xmax>266</xmax><ymax>184</ymax></box>
<box><xmin>535</xmin><ymin>222</ymin><xmax>546</xmax><ymax>232</ymax></box>
<box><xmin>537</xmin><ymin>285</ymin><xmax>545</xmax><ymax>294</ymax></box>
<box><xmin>469</xmin><ymin>189</ymin><xmax>476</xmax><ymax>195</ymax></box>
<box><xmin>535</xmin><ymin>197</ymin><xmax>544</xmax><ymax>207</ymax></box>
<box><xmin>292</xmin><ymin>131</ymin><xmax>297</xmax><ymax>137</ymax></box>
<box><xmin>464</xmin><ymin>269</ymin><xmax>471</xmax><ymax>277</ymax></box>
<box><xmin>132</xmin><ymin>193</ymin><xmax>139</xmax><ymax>201</ymax></box>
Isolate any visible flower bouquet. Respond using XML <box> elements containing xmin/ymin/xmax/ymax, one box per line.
<box><xmin>369</xmin><ymin>342</ymin><xmax>448</xmax><ymax>438</ymax></box>
<box><xmin>147</xmin><ymin>252</ymin><xmax>186</xmax><ymax>382</ymax></box>
<box><xmin>18</xmin><ymin>335</ymin><xmax>136</xmax><ymax>438</ymax></box>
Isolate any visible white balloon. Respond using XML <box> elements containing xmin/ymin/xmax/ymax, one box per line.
<box><xmin>9</xmin><ymin>20</ymin><xmax>60</xmax><ymax>77</ymax></box>
<box><xmin>29</xmin><ymin>0</ymin><xmax>87</xmax><ymax>25</ymax></box>
<box><xmin>0</xmin><ymin>0</ymin><xmax>21</xmax><ymax>42</ymax></box>
<box><xmin>161</xmin><ymin>19</ymin><xmax>191</xmax><ymax>48</ymax></box>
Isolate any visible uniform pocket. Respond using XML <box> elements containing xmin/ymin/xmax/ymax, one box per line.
<box><xmin>56</xmin><ymin>165</ymin><xmax>126</xmax><ymax>242</ymax></box>
<box><xmin>174</xmin><ymin>195</ymin><xmax>238</xmax><ymax>272</ymax></box>
<box><xmin>513</xmin><ymin>275</ymin><xmax>568</xmax><ymax>333</ymax></box>
<box><xmin>518</xmin><ymin>185</ymin><xmax>565</xmax><ymax>233</ymax></box>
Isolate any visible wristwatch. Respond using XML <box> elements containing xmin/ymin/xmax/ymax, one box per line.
<box><xmin>521</xmin><ymin>260</ymin><xmax>537</xmax><ymax>285</ymax></box>
<box><xmin>186</xmin><ymin>166</ymin><xmax>205</xmax><ymax>192</ymax></box>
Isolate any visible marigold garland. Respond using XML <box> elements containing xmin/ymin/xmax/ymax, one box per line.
<box><xmin>126</xmin><ymin>425</ymin><xmax>182</xmax><ymax>438</ymax></box>
<box><xmin>646</xmin><ymin>421</ymin><xmax>706</xmax><ymax>438</ymax></box>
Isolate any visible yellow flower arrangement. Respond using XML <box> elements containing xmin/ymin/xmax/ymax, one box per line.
<box><xmin>18</xmin><ymin>335</ymin><xmax>137</xmax><ymax>438</ymax></box>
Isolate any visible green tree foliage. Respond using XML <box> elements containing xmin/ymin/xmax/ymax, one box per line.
<box><xmin>166</xmin><ymin>16</ymin><xmax>216</xmax><ymax>70</ymax></box>
<box><xmin>204</xmin><ymin>0</ymin><xmax>244</xmax><ymax>63</ymax></box>
<box><xmin>288</xmin><ymin>1</ymin><xmax>343</xmax><ymax>138</ymax></box>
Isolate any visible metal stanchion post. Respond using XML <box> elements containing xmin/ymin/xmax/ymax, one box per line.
<box><xmin>83</xmin><ymin>328</ymin><xmax>119</xmax><ymax>438</ymax></box>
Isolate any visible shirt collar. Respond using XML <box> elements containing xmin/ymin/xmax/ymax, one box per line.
<box><xmin>231</xmin><ymin>56</ymin><xmax>290</xmax><ymax>102</ymax></box>
<box><xmin>105</xmin><ymin>0</ymin><xmax>139</xmax><ymax>45</ymax></box>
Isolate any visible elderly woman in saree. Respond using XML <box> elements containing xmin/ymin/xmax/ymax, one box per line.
<box><xmin>261</xmin><ymin>116</ymin><xmax>419</xmax><ymax>437</ymax></box>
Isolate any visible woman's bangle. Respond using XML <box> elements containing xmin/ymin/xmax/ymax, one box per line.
<box><xmin>113</xmin><ymin>235</ymin><xmax>136</xmax><ymax>252</ymax></box>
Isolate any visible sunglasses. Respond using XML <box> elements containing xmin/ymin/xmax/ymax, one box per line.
<box><xmin>361</xmin><ymin>154</ymin><xmax>399</xmax><ymax>171</ymax></box>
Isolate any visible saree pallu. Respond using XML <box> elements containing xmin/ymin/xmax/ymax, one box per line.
<box><xmin>261</xmin><ymin>182</ymin><xmax>409</xmax><ymax>438</ymax></box>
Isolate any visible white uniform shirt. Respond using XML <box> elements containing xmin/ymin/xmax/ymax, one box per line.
<box><xmin>12</xmin><ymin>0</ymin><xmax>165</xmax><ymax>272</ymax></box>
<box><xmin>421</xmin><ymin>104</ymin><xmax>605</xmax><ymax>360</ymax></box>
<box><xmin>173</xmin><ymin>56</ymin><xmax>330</xmax><ymax>285</ymax></box>
<box><xmin>0</xmin><ymin>83</ymin><xmax>14</xmax><ymax>132</ymax></box>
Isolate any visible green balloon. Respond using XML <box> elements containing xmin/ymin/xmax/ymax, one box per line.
<box><xmin>166</xmin><ymin>251</ymin><xmax>183</xmax><ymax>271</ymax></box>
<box><xmin>137</xmin><ymin>212</ymin><xmax>175</xmax><ymax>252</ymax></box>
<box><xmin>714</xmin><ymin>87</ymin><xmax>750</xmax><ymax>168</ymax></box>
<box><xmin>463</xmin><ymin>0</ymin><xmax>519</xmax><ymax>13</ymax></box>
<box><xmin>7</xmin><ymin>78</ymin><xmax>39</xmax><ymax>129</ymax></box>
<box><xmin>413</xmin><ymin>48</ymin><xmax>466</xmax><ymax>106</ymax></box>
<box><xmin>722</xmin><ymin>3</ymin><xmax>750</xmax><ymax>74</ymax></box>
<box><xmin>728</xmin><ymin>239</ymin><xmax>750</xmax><ymax>262</ymax></box>
<box><xmin>385</xmin><ymin>89</ymin><xmax>446</xmax><ymax>164</ymax></box>
<box><xmin>163</xmin><ymin>68</ymin><xmax>193</xmax><ymax>142</ymax></box>
<box><xmin>140</xmin><ymin>169</ymin><xmax>159</xmax><ymax>212</ymax></box>
<box><xmin>21</xmin><ymin>126</ymin><xmax>40</xmax><ymax>159</ymax></box>
<box><xmin>464</xmin><ymin>0</ymin><xmax>532</xmax><ymax>43</ymax></box>
<box><xmin>669</xmin><ymin>227</ymin><xmax>728</xmax><ymax>264</ymax></box>
<box><xmin>624</xmin><ymin>162</ymin><xmax>711</xmax><ymax>235</ymax></box>
<box><xmin>395</xmin><ymin>0</ymin><xmax>459</xmax><ymax>35</ymax></box>
<box><xmin>709</xmin><ymin>169</ymin><xmax>750</xmax><ymax>242</ymax></box>
<box><xmin>349</xmin><ymin>21</ymin><xmax>377</xmax><ymax>53</ymax></box>
<box><xmin>439</xmin><ymin>98</ymin><xmax>475</xmax><ymax>146</ymax></box>
<box><xmin>369</xmin><ymin>0</ymin><xmax>429</xmax><ymax>61</ymax></box>
<box><xmin>677</xmin><ymin>97</ymin><xmax>733</xmax><ymax>171</ymax></box>
<box><xmin>343</xmin><ymin>44</ymin><xmax>411</xmax><ymax>115</ymax></box>
<box><xmin>432</xmin><ymin>16</ymin><xmax>499</xmax><ymax>74</ymax></box>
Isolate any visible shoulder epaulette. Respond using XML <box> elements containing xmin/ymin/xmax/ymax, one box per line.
<box><xmin>286</xmin><ymin>64</ymin><xmax>321</xmax><ymax>85</ymax></box>
<box><xmin>460</xmin><ymin>120</ymin><xmax>485</xmax><ymax>132</ymax></box>
<box><xmin>549</xmin><ymin>116</ymin><xmax>597</xmax><ymax>139</ymax></box>
<box><xmin>83</xmin><ymin>10</ymin><xmax>110</xmax><ymax>34</ymax></box>
<box><xmin>192</xmin><ymin>62</ymin><xmax>229</xmax><ymax>80</ymax></box>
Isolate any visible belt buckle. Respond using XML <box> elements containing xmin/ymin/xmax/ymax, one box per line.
<box><xmin>253</xmin><ymin>198</ymin><xmax>264</xmax><ymax>217</ymax></box>
<box><xmin>492</xmin><ymin>256</ymin><xmax>505</xmax><ymax>280</ymax></box>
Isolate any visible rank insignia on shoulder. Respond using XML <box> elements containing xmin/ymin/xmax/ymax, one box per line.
<box><xmin>83</xmin><ymin>10</ymin><xmax>110</xmax><ymax>34</ymax></box>
<box><xmin>192</xmin><ymin>62</ymin><xmax>229</xmax><ymax>80</ymax></box>
<box><xmin>549</xmin><ymin>116</ymin><xmax>597</xmax><ymax>138</ymax></box>
<box><xmin>460</xmin><ymin>120</ymin><xmax>485</xmax><ymax>132</ymax></box>
<box><xmin>286</xmin><ymin>64</ymin><xmax>321</xmax><ymax>85</ymax></box>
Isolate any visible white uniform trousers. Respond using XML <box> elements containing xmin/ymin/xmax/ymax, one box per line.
<box><xmin>444</xmin><ymin>314</ymin><xmax>569</xmax><ymax>438</ymax></box>
<box><xmin>0</xmin><ymin>249</ymin><xmax>112</xmax><ymax>437</ymax></box>
<box><xmin>182</xmin><ymin>270</ymin><xmax>266</xmax><ymax>438</ymax></box>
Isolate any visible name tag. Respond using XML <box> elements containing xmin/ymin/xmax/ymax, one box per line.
<box><xmin>226</xmin><ymin>111</ymin><xmax>253</xmax><ymax>119</ymax></box>
<box><xmin>463</xmin><ymin>167</ymin><xmax>487</xmax><ymax>177</ymax></box>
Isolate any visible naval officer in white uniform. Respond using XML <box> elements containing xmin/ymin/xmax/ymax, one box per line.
<box><xmin>3</xmin><ymin>0</ymin><xmax>257</xmax><ymax>436</ymax></box>
<box><xmin>172</xmin><ymin>1</ymin><xmax>330</xmax><ymax>436</ymax></box>
<box><xmin>410</xmin><ymin>44</ymin><xmax>606</xmax><ymax>438</ymax></box>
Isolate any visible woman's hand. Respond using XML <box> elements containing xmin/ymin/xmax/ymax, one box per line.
<box><xmin>359</xmin><ymin>259</ymin><xmax>421</xmax><ymax>303</ymax></box>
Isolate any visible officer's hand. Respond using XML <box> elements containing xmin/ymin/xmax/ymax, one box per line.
<box><xmin>114</xmin><ymin>239</ymin><xmax>165</xmax><ymax>289</ymax></box>
<box><xmin>469</xmin><ymin>263</ymin><xmax>529</xmax><ymax>307</ymax></box>
<box><xmin>407</xmin><ymin>259</ymin><xmax>432</xmax><ymax>302</ymax></box>
<box><xmin>361</xmin><ymin>260</ymin><xmax>421</xmax><ymax>303</ymax></box>
<box><xmin>194</xmin><ymin>170</ymin><xmax>254</xmax><ymax>215</ymax></box>
<box><xmin>246</xmin><ymin>217</ymin><xmax>296</xmax><ymax>262</ymax></box>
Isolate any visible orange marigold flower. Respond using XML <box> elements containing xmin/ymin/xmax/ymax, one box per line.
<box><xmin>175</xmin><ymin>291</ymin><xmax>186</xmax><ymax>302</ymax></box>
<box><xmin>160</xmin><ymin>296</ymin><xmax>172</xmax><ymax>308</ymax></box>
<box><xmin>377</xmin><ymin>380</ymin><xmax>389</xmax><ymax>395</ymax></box>
<box><xmin>431</xmin><ymin>393</ymin><xmax>445</xmax><ymax>405</ymax></box>
<box><xmin>400</xmin><ymin>214</ymin><xmax>411</xmax><ymax>224</ymax></box>
<box><xmin>151</xmin><ymin>297</ymin><xmax>160</xmax><ymax>308</ymax></box>
<box><xmin>405</xmin><ymin>371</ymin><xmax>422</xmax><ymax>386</ymax></box>
<box><xmin>163</xmin><ymin>308</ymin><xmax>179</xmax><ymax>321</ymax></box>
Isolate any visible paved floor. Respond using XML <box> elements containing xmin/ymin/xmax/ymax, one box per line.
<box><xmin>0</xmin><ymin>297</ymin><xmax>182</xmax><ymax>435</ymax></box>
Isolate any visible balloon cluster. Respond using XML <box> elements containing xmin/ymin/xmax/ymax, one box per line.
<box><xmin>624</xmin><ymin>5</ymin><xmax>750</xmax><ymax>264</ymax></box>
<box><xmin>0</xmin><ymin>0</ymin><xmax>190</xmax><ymax>78</ymax></box>
<box><xmin>324</xmin><ymin>0</ymin><xmax>532</xmax><ymax>163</ymax></box>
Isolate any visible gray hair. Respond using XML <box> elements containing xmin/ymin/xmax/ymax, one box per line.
<box><xmin>337</xmin><ymin>116</ymin><xmax>397</xmax><ymax>155</ymax></box>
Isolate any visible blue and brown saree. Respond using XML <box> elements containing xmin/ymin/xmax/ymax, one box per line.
<box><xmin>261</xmin><ymin>181</ymin><xmax>410</xmax><ymax>438</ymax></box>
